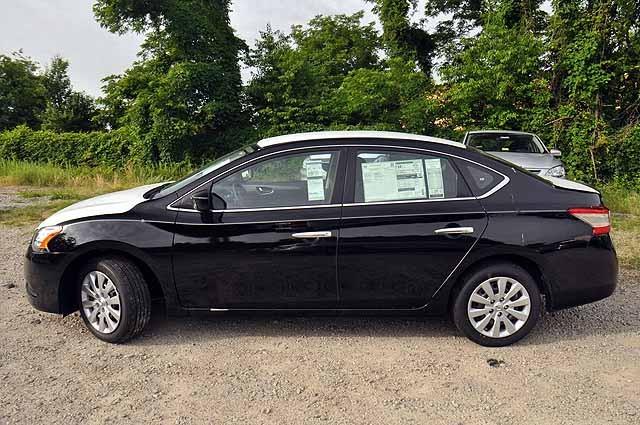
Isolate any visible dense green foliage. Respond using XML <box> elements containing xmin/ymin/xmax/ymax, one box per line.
<box><xmin>0</xmin><ymin>53</ymin><xmax>96</xmax><ymax>132</ymax></box>
<box><xmin>0</xmin><ymin>53</ymin><xmax>47</xmax><ymax>130</ymax></box>
<box><xmin>94</xmin><ymin>0</ymin><xmax>248</xmax><ymax>162</ymax></box>
<box><xmin>0</xmin><ymin>0</ymin><xmax>639</xmax><ymax>187</ymax></box>
<box><xmin>0</xmin><ymin>125</ymin><xmax>141</xmax><ymax>168</ymax></box>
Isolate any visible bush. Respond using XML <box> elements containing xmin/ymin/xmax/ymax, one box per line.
<box><xmin>0</xmin><ymin>125</ymin><xmax>148</xmax><ymax>168</ymax></box>
<box><xmin>607</xmin><ymin>125</ymin><xmax>640</xmax><ymax>189</ymax></box>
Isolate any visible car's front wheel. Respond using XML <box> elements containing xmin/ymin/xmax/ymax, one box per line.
<box><xmin>453</xmin><ymin>263</ymin><xmax>542</xmax><ymax>347</ymax></box>
<box><xmin>77</xmin><ymin>257</ymin><xmax>151</xmax><ymax>343</ymax></box>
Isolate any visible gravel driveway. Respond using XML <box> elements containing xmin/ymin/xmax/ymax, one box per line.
<box><xmin>1</xmin><ymin>225</ymin><xmax>638</xmax><ymax>424</ymax></box>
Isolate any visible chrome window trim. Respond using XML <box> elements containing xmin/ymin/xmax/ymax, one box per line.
<box><xmin>210</xmin><ymin>204</ymin><xmax>341</xmax><ymax>213</ymax></box>
<box><xmin>175</xmin><ymin>217</ymin><xmax>341</xmax><ymax>226</ymax></box>
<box><xmin>167</xmin><ymin>143</ymin><xmax>510</xmax><ymax>213</ymax></box>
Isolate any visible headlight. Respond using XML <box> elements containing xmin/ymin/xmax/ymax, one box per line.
<box><xmin>32</xmin><ymin>226</ymin><xmax>63</xmax><ymax>252</ymax></box>
<box><xmin>545</xmin><ymin>165</ymin><xmax>566</xmax><ymax>178</ymax></box>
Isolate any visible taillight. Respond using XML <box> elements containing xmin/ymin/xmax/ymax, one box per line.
<box><xmin>568</xmin><ymin>207</ymin><xmax>611</xmax><ymax>236</ymax></box>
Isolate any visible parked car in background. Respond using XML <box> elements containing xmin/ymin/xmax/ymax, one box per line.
<box><xmin>25</xmin><ymin>131</ymin><xmax>616</xmax><ymax>346</ymax></box>
<box><xmin>462</xmin><ymin>130</ymin><xmax>566</xmax><ymax>178</ymax></box>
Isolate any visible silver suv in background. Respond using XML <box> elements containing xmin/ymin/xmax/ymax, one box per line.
<box><xmin>462</xmin><ymin>130</ymin><xmax>565</xmax><ymax>178</ymax></box>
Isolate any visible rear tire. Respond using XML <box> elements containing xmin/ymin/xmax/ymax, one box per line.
<box><xmin>453</xmin><ymin>263</ymin><xmax>541</xmax><ymax>347</ymax></box>
<box><xmin>77</xmin><ymin>257</ymin><xmax>151</xmax><ymax>343</ymax></box>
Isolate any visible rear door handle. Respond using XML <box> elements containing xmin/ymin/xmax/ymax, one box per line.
<box><xmin>434</xmin><ymin>227</ymin><xmax>474</xmax><ymax>235</ymax></box>
<box><xmin>291</xmin><ymin>231</ymin><xmax>333</xmax><ymax>239</ymax></box>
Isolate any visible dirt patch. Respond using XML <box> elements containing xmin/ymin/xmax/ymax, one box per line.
<box><xmin>1</xmin><ymin>225</ymin><xmax>638</xmax><ymax>424</ymax></box>
<box><xmin>0</xmin><ymin>186</ymin><xmax>50</xmax><ymax>211</ymax></box>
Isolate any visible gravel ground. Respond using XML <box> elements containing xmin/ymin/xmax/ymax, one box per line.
<box><xmin>1</xmin><ymin>224</ymin><xmax>638</xmax><ymax>425</ymax></box>
<box><xmin>0</xmin><ymin>188</ymin><xmax>47</xmax><ymax>211</ymax></box>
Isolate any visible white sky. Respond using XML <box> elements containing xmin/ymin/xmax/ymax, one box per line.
<box><xmin>0</xmin><ymin>0</ymin><xmax>387</xmax><ymax>97</ymax></box>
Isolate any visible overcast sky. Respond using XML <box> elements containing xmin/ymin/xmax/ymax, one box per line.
<box><xmin>0</xmin><ymin>0</ymin><xmax>389</xmax><ymax>97</ymax></box>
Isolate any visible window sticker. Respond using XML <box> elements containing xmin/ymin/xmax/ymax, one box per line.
<box><xmin>361</xmin><ymin>159</ymin><xmax>426</xmax><ymax>202</ymax></box>
<box><xmin>307</xmin><ymin>177</ymin><xmax>325</xmax><ymax>201</ymax></box>
<box><xmin>305</xmin><ymin>160</ymin><xmax>326</xmax><ymax>201</ymax></box>
<box><xmin>424</xmin><ymin>158</ymin><xmax>445</xmax><ymax>199</ymax></box>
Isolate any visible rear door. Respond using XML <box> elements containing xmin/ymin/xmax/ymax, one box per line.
<box><xmin>337</xmin><ymin>147</ymin><xmax>488</xmax><ymax>309</ymax></box>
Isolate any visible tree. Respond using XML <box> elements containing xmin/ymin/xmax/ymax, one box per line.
<box><xmin>330</xmin><ymin>58</ymin><xmax>441</xmax><ymax>134</ymax></box>
<box><xmin>548</xmin><ymin>0</ymin><xmax>640</xmax><ymax>182</ymax></box>
<box><xmin>0</xmin><ymin>52</ymin><xmax>46</xmax><ymax>130</ymax></box>
<box><xmin>245</xmin><ymin>13</ymin><xmax>382</xmax><ymax>136</ymax></box>
<box><xmin>369</xmin><ymin>0</ymin><xmax>436</xmax><ymax>74</ymax></box>
<box><xmin>438</xmin><ymin>1</ymin><xmax>550</xmax><ymax>136</ymax></box>
<box><xmin>94</xmin><ymin>0</ymin><xmax>247</xmax><ymax>161</ymax></box>
<box><xmin>40</xmin><ymin>56</ymin><xmax>97</xmax><ymax>132</ymax></box>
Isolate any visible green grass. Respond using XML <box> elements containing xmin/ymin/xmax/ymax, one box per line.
<box><xmin>600</xmin><ymin>184</ymin><xmax>640</xmax><ymax>216</ymax></box>
<box><xmin>596</xmin><ymin>184</ymin><xmax>640</xmax><ymax>268</ymax></box>
<box><xmin>0</xmin><ymin>160</ymin><xmax>190</xmax><ymax>226</ymax></box>
<box><xmin>0</xmin><ymin>200</ymin><xmax>77</xmax><ymax>226</ymax></box>
<box><xmin>0</xmin><ymin>159</ymin><xmax>187</xmax><ymax>191</ymax></box>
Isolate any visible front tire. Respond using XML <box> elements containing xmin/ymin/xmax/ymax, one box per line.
<box><xmin>453</xmin><ymin>263</ymin><xmax>542</xmax><ymax>347</ymax></box>
<box><xmin>77</xmin><ymin>257</ymin><xmax>151</xmax><ymax>343</ymax></box>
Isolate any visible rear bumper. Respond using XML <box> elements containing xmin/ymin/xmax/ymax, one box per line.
<box><xmin>24</xmin><ymin>247</ymin><xmax>69</xmax><ymax>314</ymax></box>
<box><xmin>546</xmin><ymin>235</ymin><xmax>618</xmax><ymax>310</ymax></box>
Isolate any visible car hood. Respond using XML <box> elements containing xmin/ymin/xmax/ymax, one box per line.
<box><xmin>38</xmin><ymin>182</ymin><xmax>167</xmax><ymax>228</ymax></box>
<box><xmin>487</xmin><ymin>152</ymin><xmax>562</xmax><ymax>170</ymax></box>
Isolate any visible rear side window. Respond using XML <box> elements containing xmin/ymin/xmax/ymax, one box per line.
<box><xmin>354</xmin><ymin>150</ymin><xmax>471</xmax><ymax>203</ymax></box>
<box><xmin>459</xmin><ymin>162</ymin><xmax>504</xmax><ymax>196</ymax></box>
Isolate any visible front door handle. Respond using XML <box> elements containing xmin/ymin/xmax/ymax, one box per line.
<box><xmin>434</xmin><ymin>227</ymin><xmax>474</xmax><ymax>235</ymax></box>
<box><xmin>256</xmin><ymin>186</ymin><xmax>274</xmax><ymax>195</ymax></box>
<box><xmin>291</xmin><ymin>231</ymin><xmax>333</xmax><ymax>239</ymax></box>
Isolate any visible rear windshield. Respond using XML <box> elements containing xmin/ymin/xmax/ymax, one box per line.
<box><xmin>466</xmin><ymin>133</ymin><xmax>545</xmax><ymax>154</ymax></box>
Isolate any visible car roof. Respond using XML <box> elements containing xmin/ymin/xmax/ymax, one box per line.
<box><xmin>257</xmin><ymin>131</ymin><xmax>465</xmax><ymax>149</ymax></box>
<box><xmin>466</xmin><ymin>130</ymin><xmax>535</xmax><ymax>136</ymax></box>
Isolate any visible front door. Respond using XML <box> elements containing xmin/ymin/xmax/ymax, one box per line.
<box><xmin>172</xmin><ymin>148</ymin><xmax>345</xmax><ymax>309</ymax></box>
<box><xmin>337</xmin><ymin>147</ymin><xmax>488</xmax><ymax>309</ymax></box>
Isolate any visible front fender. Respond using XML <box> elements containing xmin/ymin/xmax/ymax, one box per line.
<box><xmin>54</xmin><ymin>219</ymin><xmax>180</xmax><ymax>315</ymax></box>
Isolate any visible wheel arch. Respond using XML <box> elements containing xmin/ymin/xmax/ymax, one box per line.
<box><xmin>58</xmin><ymin>243</ymin><xmax>166</xmax><ymax>315</ymax></box>
<box><xmin>447</xmin><ymin>254</ymin><xmax>551</xmax><ymax>312</ymax></box>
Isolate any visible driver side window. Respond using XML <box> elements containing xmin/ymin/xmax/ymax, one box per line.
<box><xmin>211</xmin><ymin>151</ymin><xmax>340</xmax><ymax>210</ymax></box>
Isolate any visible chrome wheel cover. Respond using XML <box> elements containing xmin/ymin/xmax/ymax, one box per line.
<box><xmin>467</xmin><ymin>276</ymin><xmax>531</xmax><ymax>338</ymax></box>
<box><xmin>80</xmin><ymin>271</ymin><xmax>121</xmax><ymax>334</ymax></box>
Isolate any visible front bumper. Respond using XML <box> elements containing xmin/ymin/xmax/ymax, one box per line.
<box><xmin>24</xmin><ymin>247</ymin><xmax>70</xmax><ymax>314</ymax></box>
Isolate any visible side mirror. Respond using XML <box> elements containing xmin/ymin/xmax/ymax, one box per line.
<box><xmin>210</xmin><ymin>192</ymin><xmax>227</xmax><ymax>210</ymax></box>
<box><xmin>550</xmin><ymin>148</ymin><xmax>562</xmax><ymax>157</ymax></box>
<box><xmin>191</xmin><ymin>193</ymin><xmax>210</xmax><ymax>211</ymax></box>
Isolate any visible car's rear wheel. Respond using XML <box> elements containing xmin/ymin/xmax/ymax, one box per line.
<box><xmin>453</xmin><ymin>263</ymin><xmax>541</xmax><ymax>347</ymax></box>
<box><xmin>77</xmin><ymin>257</ymin><xmax>151</xmax><ymax>343</ymax></box>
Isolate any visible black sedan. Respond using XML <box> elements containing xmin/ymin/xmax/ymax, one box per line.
<box><xmin>25</xmin><ymin>131</ymin><xmax>617</xmax><ymax>346</ymax></box>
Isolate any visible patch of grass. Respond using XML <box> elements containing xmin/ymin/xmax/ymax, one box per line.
<box><xmin>0</xmin><ymin>160</ymin><xmax>187</xmax><ymax>193</ymax></box>
<box><xmin>17</xmin><ymin>189</ymin><xmax>49</xmax><ymax>199</ymax></box>
<box><xmin>0</xmin><ymin>199</ymin><xmax>77</xmax><ymax>226</ymax></box>
<box><xmin>18</xmin><ymin>188</ymin><xmax>84</xmax><ymax>201</ymax></box>
<box><xmin>600</xmin><ymin>184</ymin><xmax>640</xmax><ymax>216</ymax></box>
<box><xmin>599</xmin><ymin>184</ymin><xmax>640</xmax><ymax>268</ymax></box>
<box><xmin>611</xmin><ymin>218</ymin><xmax>640</xmax><ymax>269</ymax></box>
<box><xmin>0</xmin><ymin>160</ymin><xmax>192</xmax><ymax>227</ymax></box>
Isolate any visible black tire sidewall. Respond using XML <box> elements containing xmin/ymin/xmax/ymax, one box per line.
<box><xmin>77</xmin><ymin>259</ymin><xmax>134</xmax><ymax>343</ymax></box>
<box><xmin>453</xmin><ymin>263</ymin><xmax>542</xmax><ymax>347</ymax></box>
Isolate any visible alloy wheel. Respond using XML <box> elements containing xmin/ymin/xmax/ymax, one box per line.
<box><xmin>467</xmin><ymin>276</ymin><xmax>531</xmax><ymax>338</ymax></box>
<box><xmin>80</xmin><ymin>271</ymin><xmax>121</xmax><ymax>334</ymax></box>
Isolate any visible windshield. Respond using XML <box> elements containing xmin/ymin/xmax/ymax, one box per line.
<box><xmin>153</xmin><ymin>145</ymin><xmax>256</xmax><ymax>198</ymax></box>
<box><xmin>466</xmin><ymin>133</ymin><xmax>545</xmax><ymax>154</ymax></box>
